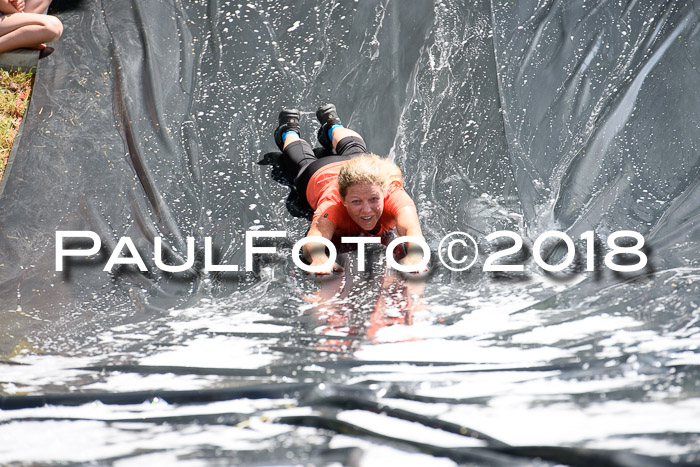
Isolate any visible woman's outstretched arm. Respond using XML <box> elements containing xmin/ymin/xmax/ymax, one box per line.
<box><xmin>303</xmin><ymin>216</ymin><xmax>342</xmax><ymax>275</ymax></box>
<box><xmin>394</xmin><ymin>205</ymin><xmax>428</xmax><ymax>271</ymax></box>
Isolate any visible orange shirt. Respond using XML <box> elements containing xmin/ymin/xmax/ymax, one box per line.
<box><xmin>305</xmin><ymin>161</ymin><xmax>415</xmax><ymax>237</ymax></box>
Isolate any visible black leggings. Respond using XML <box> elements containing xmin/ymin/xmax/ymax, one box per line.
<box><xmin>282</xmin><ymin>136</ymin><xmax>368</xmax><ymax>200</ymax></box>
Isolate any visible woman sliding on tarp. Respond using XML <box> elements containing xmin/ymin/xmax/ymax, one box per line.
<box><xmin>274</xmin><ymin>104</ymin><xmax>427</xmax><ymax>275</ymax></box>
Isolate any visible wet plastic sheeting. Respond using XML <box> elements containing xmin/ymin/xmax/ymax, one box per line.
<box><xmin>0</xmin><ymin>0</ymin><xmax>699</xmax><ymax>464</ymax></box>
<box><xmin>392</xmin><ymin>0</ymin><xmax>516</xmax><ymax>237</ymax></box>
<box><xmin>492</xmin><ymin>0</ymin><xmax>700</xmax><ymax>261</ymax></box>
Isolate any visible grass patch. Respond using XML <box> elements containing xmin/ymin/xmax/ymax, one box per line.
<box><xmin>0</xmin><ymin>68</ymin><xmax>34</xmax><ymax>185</ymax></box>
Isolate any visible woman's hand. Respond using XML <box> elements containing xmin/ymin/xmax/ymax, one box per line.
<box><xmin>395</xmin><ymin>205</ymin><xmax>429</xmax><ymax>275</ymax></box>
<box><xmin>307</xmin><ymin>256</ymin><xmax>344</xmax><ymax>277</ymax></box>
<box><xmin>0</xmin><ymin>0</ymin><xmax>21</xmax><ymax>14</ymax></box>
<box><xmin>399</xmin><ymin>251</ymin><xmax>430</xmax><ymax>274</ymax></box>
<box><xmin>303</xmin><ymin>216</ymin><xmax>341</xmax><ymax>278</ymax></box>
<box><xmin>9</xmin><ymin>0</ymin><xmax>24</xmax><ymax>12</ymax></box>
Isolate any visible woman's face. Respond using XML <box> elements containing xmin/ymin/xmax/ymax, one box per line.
<box><xmin>343</xmin><ymin>183</ymin><xmax>384</xmax><ymax>231</ymax></box>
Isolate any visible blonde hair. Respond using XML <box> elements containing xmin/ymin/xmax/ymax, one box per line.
<box><xmin>338</xmin><ymin>154</ymin><xmax>403</xmax><ymax>198</ymax></box>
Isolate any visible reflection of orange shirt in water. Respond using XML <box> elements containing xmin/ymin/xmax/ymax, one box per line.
<box><xmin>311</xmin><ymin>271</ymin><xmax>423</xmax><ymax>353</ymax></box>
<box><xmin>306</xmin><ymin>161</ymin><xmax>415</xmax><ymax>236</ymax></box>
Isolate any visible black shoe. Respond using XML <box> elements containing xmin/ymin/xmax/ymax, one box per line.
<box><xmin>274</xmin><ymin>108</ymin><xmax>301</xmax><ymax>150</ymax></box>
<box><xmin>316</xmin><ymin>104</ymin><xmax>342</xmax><ymax>150</ymax></box>
<box><xmin>38</xmin><ymin>46</ymin><xmax>55</xmax><ymax>59</ymax></box>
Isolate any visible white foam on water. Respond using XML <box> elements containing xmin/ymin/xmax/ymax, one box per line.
<box><xmin>667</xmin><ymin>353</ymin><xmax>700</xmax><ymax>365</ymax></box>
<box><xmin>167</xmin><ymin>308</ymin><xmax>292</xmax><ymax>334</ymax></box>
<box><xmin>139</xmin><ymin>334</ymin><xmax>277</xmax><ymax>369</ymax></box>
<box><xmin>1</xmin><ymin>355</ymin><xmax>98</xmax><ymax>393</ymax></box>
<box><xmin>0</xmin><ymin>419</ymin><xmax>296</xmax><ymax>463</ymax></box>
<box><xmin>113</xmin><ymin>450</ymin><xmax>208</xmax><ymax>467</ymax></box>
<box><xmin>378</xmin><ymin>396</ymin><xmax>700</xmax><ymax>455</ymax></box>
<box><xmin>0</xmin><ymin>401</ymin><xmax>314</xmax><ymax>463</ymax></box>
<box><xmin>0</xmin><ymin>398</ymin><xmax>298</xmax><ymax>423</ymax></box>
<box><xmin>354</xmin><ymin>338</ymin><xmax>571</xmax><ymax>365</ymax></box>
<box><xmin>80</xmin><ymin>372</ymin><xmax>216</xmax><ymax>392</ymax></box>
<box><xmin>596</xmin><ymin>327</ymin><xmax>700</xmax><ymax>363</ymax></box>
<box><xmin>329</xmin><ymin>435</ymin><xmax>458</xmax><ymax>467</ymax></box>
<box><xmin>510</xmin><ymin>315</ymin><xmax>644</xmax><ymax>345</ymax></box>
<box><xmin>350</xmin><ymin>362</ymin><xmax>541</xmax><ymax>375</ymax></box>
<box><xmin>286</xmin><ymin>20</ymin><xmax>301</xmax><ymax>32</ymax></box>
<box><xmin>438</xmin><ymin>398</ymin><xmax>700</xmax><ymax>449</ymax></box>
<box><xmin>583</xmin><ymin>436</ymin><xmax>690</xmax><ymax>456</ymax></box>
<box><xmin>337</xmin><ymin>409</ymin><xmax>486</xmax><ymax>448</ymax></box>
